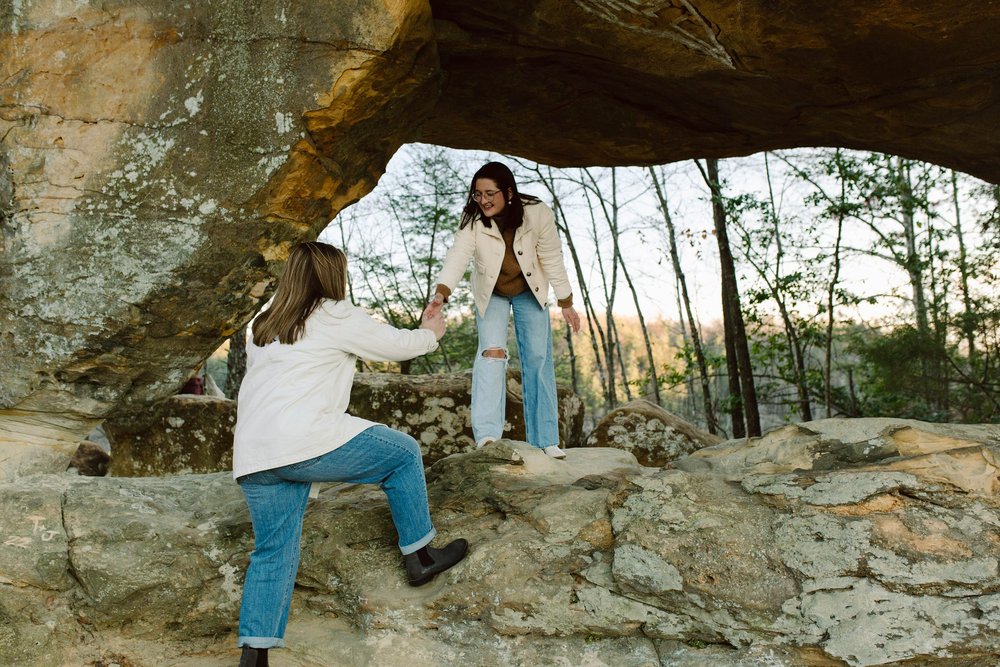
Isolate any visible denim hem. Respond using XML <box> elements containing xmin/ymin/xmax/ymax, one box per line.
<box><xmin>238</xmin><ymin>635</ymin><xmax>285</xmax><ymax>649</ymax></box>
<box><xmin>399</xmin><ymin>527</ymin><xmax>436</xmax><ymax>555</ymax></box>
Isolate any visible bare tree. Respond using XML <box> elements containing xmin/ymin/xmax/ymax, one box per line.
<box><xmin>521</xmin><ymin>162</ymin><xmax>610</xmax><ymax>404</ymax></box>
<box><xmin>582</xmin><ymin>167</ymin><xmax>661</xmax><ymax>405</ymax></box>
<box><xmin>951</xmin><ymin>170</ymin><xmax>976</xmax><ymax>361</ymax></box>
<box><xmin>647</xmin><ymin>166</ymin><xmax>718</xmax><ymax>433</ymax></box>
<box><xmin>762</xmin><ymin>152</ymin><xmax>812</xmax><ymax>420</ymax></box>
<box><xmin>824</xmin><ymin>150</ymin><xmax>848</xmax><ymax>417</ymax></box>
<box><xmin>576</xmin><ymin>168</ymin><xmax>623</xmax><ymax>407</ymax></box>
<box><xmin>771</xmin><ymin>149</ymin><xmax>878</xmax><ymax>417</ymax></box>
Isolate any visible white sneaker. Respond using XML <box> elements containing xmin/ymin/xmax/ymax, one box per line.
<box><xmin>543</xmin><ymin>445</ymin><xmax>567</xmax><ymax>459</ymax></box>
<box><xmin>476</xmin><ymin>437</ymin><xmax>496</xmax><ymax>450</ymax></box>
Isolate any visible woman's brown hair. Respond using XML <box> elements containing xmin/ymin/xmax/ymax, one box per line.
<box><xmin>459</xmin><ymin>161</ymin><xmax>540</xmax><ymax>231</ymax></box>
<box><xmin>251</xmin><ymin>242</ymin><xmax>348</xmax><ymax>346</ymax></box>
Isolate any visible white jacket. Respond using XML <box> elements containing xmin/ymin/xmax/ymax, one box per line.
<box><xmin>232</xmin><ymin>300</ymin><xmax>438</xmax><ymax>479</ymax></box>
<box><xmin>435</xmin><ymin>200</ymin><xmax>573</xmax><ymax>316</ymax></box>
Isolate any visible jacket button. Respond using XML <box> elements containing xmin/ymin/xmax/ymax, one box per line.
<box><xmin>517</xmin><ymin>251</ymin><xmax>523</xmax><ymax>255</ymax></box>
<box><xmin>526</xmin><ymin>272</ymin><xmax>532</xmax><ymax>277</ymax></box>
<box><xmin>534</xmin><ymin>287</ymin><xmax>539</xmax><ymax>291</ymax></box>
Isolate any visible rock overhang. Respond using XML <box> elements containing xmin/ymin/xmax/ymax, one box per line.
<box><xmin>424</xmin><ymin>1</ymin><xmax>1000</xmax><ymax>181</ymax></box>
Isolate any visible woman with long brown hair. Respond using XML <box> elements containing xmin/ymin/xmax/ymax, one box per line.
<box><xmin>234</xmin><ymin>242</ymin><xmax>468</xmax><ymax>667</ymax></box>
<box><xmin>426</xmin><ymin>162</ymin><xmax>581</xmax><ymax>458</ymax></box>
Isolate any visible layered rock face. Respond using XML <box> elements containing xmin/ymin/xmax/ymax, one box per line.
<box><xmin>0</xmin><ymin>1</ymin><xmax>439</xmax><ymax>475</ymax></box>
<box><xmin>3</xmin><ymin>2</ymin><xmax>1000</xmax><ymax>474</ymax></box>
<box><xmin>104</xmin><ymin>394</ymin><xmax>237</xmax><ymax>476</ymax></box>
<box><xmin>3</xmin><ymin>419</ymin><xmax>998</xmax><ymax>666</ymax></box>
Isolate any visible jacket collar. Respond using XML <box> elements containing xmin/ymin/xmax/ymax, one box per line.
<box><xmin>477</xmin><ymin>217</ymin><xmax>504</xmax><ymax>240</ymax></box>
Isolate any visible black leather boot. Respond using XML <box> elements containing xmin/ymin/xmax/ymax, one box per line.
<box><xmin>404</xmin><ymin>539</ymin><xmax>469</xmax><ymax>586</ymax></box>
<box><xmin>239</xmin><ymin>646</ymin><xmax>268</xmax><ymax>667</ymax></box>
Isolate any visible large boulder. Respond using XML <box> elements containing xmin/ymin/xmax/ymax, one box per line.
<box><xmin>5</xmin><ymin>2</ymin><xmax>1000</xmax><ymax>476</ymax></box>
<box><xmin>0</xmin><ymin>473</ymin><xmax>250</xmax><ymax>666</ymax></box>
<box><xmin>677</xmin><ymin>417</ymin><xmax>1000</xmax><ymax>487</ymax></box>
<box><xmin>584</xmin><ymin>398</ymin><xmax>721</xmax><ymax>466</ymax></box>
<box><xmin>349</xmin><ymin>370</ymin><xmax>585</xmax><ymax>460</ymax></box>
<box><xmin>0</xmin><ymin>432</ymin><xmax>83</xmax><ymax>482</ymax></box>
<box><xmin>2</xmin><ymin>418</ymin><xmax>998</xmax><ymax>666</ymax></box>
<box><xmin>103</xmin><ymin>395</ymin><xmax>237</xmax><ymax>476</ymax></box>
<box><xmin>101</xmin><ymin>372</ymin><xmax>585</xmax><ymax>476</ymax></box>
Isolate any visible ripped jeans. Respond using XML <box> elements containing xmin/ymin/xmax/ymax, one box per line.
<box><xmin>472</xmin><ymin>291</ymin><xmax>560</xmax><ymax>448</ymax></box>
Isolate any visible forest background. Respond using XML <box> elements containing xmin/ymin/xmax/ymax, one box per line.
<box><xmin>211</xmin><ymin>144</ymin><xmax>1000</xmax><ymax>439</ymax></box>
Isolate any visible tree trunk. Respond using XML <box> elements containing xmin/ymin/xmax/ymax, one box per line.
<box><xmin>721</xmin><ymin>288</ymin><xmax>746</xmax><ymax>438</ymax></box>
<box><xmin>225</xmin><ymin>325</ymin><xmax>248</xmax><ymax>399</ymax></box>
<box><xmin>580</xmin><ymin>169</ymin><xmax>620</xmax><ymax>408</ymax></box>
<box><xmin>925</xmin><ymin>197</ymin><xmax>950</xmax><ymax>414</ymax></box>
<box><xmin>825</xmin><ymin>150</ymin><xmax>847</xmax><ymax>417</ymax></box>
<box><xmin>895</xmin><ymin>158</ymin><xmax>940</xmax><ymax>411</ymax></box>
<box><xmin>702</xmin><ymin>158</ymin><xmax>761</xmax><ymax>437</ymax></box>
<box><xmin>897</xmin><ymin>158</ymin><xmax>930</xmax><ymax>337</ymax></box>
<box><xmin>564</xmin><ymin>323</ymin><xmax>578</xmax><ymax>396</ymax></box>
<box><xmin>618</xmin><ymin>236</ymin><xmax>660</xmax><ymax>404</ymax></box>
<box><xmin>612</xmin><ymin>315</ymin><xmax>633</xmax><ymax>403</ymax></box>
<box><xmin>674</xmin><ymin>278</ymin><xmax>700</xmax><ymax>424</ymax></box>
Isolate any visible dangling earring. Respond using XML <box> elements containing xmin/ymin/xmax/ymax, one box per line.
<box><xmin>507</xmin><ymin>200</ymin><xmax>512</xmax><ymax>204</ymax></box>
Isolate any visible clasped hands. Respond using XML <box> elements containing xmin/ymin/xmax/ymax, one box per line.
<box><xmin>420</xmin><ymin>293</ymin><xmax>446</xmax><ymax>340</ymax></box>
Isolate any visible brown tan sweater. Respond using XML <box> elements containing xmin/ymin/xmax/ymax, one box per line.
<box><xmin>493</xmin><ymin>220</ymin><xmax>531</xmax><ymax>297</ymax></box>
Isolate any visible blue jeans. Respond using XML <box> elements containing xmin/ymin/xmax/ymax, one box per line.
<box><xmin>236</xmin><ymin>425</ymin><xmax>435</xmax><ymax>649</ymax></box>
<box><xmin>473</xmin><ymin>291</ymin><xmax>560</xmax><ymax>448</ymax></box>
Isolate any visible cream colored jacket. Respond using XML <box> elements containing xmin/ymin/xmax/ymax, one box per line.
<box><xmin>435</xmin><ymin>200</ymin><xmax>573</xmax><ymax>316</ymax></box>
<box><xmin>233</xmin><ymin>300</ymin><xmax>438</xmax><ymax>479</ymax></box>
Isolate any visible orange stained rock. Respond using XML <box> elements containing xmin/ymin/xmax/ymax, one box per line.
<box><xmin>871</xmin><ymin>514</ymin><xmax>974</xmax><ymax>560</ymax></box>
<box><xmin>890</xmin><ymin>426</ymin><xmax>986</xmax><ymax>457</ymax></box>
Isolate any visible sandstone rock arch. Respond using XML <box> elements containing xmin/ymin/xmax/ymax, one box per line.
<box><xmin>2</xmin><ymin>1</ymin><xmax>999</xmax><ymax>477</ymax></box>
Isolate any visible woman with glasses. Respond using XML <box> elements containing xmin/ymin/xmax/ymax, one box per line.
<box><xmin>234</xmin><ymin>242</ymin><xmax>469</xmax><ymax>667</ymax></box>
<box><xmin>425</xmin><ymin>161</ymin><xmax>581</xmax><ymax>458</ymax></box>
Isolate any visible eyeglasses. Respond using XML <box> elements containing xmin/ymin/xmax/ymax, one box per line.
<box><xmin>472</xmin><ymin>190</ymin><xmax>502</xmax><ymax>202</ymax></box>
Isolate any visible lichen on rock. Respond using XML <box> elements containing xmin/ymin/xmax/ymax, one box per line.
<box><xmin>3</xmin><ymin>419</ymin><xmax>998</xmax><ymax>665</ymax></box>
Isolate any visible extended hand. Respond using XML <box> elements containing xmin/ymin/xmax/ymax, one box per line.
<box><xmin>562</xmin><ymin>306</ymin><xmax>581</xmax><ymax>333</ymax></box>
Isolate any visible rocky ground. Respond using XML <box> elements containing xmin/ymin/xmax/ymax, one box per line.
<box><xmin>2</xmin><ymin>418</ymin><xmax>999</xmax><ymax>666</ymax></box>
